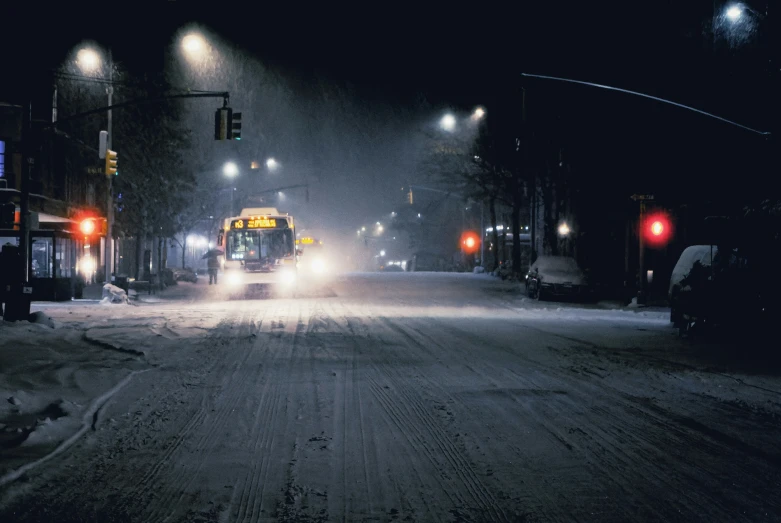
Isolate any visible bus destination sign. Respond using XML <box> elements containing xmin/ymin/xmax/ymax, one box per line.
<box><xmin>231</xmin><ymin>217</ymin><xmax>278</xmax><ymax>229</ymax></box>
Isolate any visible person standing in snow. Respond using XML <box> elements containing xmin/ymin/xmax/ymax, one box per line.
<box><xmin>207</xmin><ymin>254</ymin><xmax>220</xmax><ymax>284</ymax></box>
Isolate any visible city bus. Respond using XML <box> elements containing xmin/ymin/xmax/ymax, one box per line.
<box><xmin>296</xmin><ymin>235</ymin><xmax>328</xmax><ymax>275</ymax></box>
<box><xmin>216</xmin><ymin>207</ymin><xmax>298</xmax><ymax>297</ymax></box>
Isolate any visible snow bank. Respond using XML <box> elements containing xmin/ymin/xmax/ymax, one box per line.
<box><xmin>101</xmin><ymin>283</ymin><xmax>128</xmax><ymax>304</ymax></box>
<box><xmin>27</xmin><ymin>311</ymin><xmax>60</xmax><ymax>329</ymax></box>
<box><xmin>0</xmin><ymin>319</ymin><xmax>142</xmax><ymax>481</ymax></box>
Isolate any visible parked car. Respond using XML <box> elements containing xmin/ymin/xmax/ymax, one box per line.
<box><xmin>172</xmin><ymin>267</ymin><xmax>198</xmax><ymax>283</ymax></box>
<box><xmin>668</xmin><ymin>245</ymin><xmax>717</xmax><ymax>326</ymax></box>
<box><xmin>525</xmin><ymin>255</ymin><xmax>591</xmax><ymax>301</ymax></box>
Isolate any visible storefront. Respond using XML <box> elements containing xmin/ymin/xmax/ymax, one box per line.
<box><xmin>0</xmin><ymin>212</ymin><xmax>83</xmax><ymax>301</ymax></box>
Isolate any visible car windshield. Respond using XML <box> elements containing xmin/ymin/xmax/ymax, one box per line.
<box><xmin>535</xmin><ymin>256</ymin><xmax>581</xmax><ymax>273</ymax></box>
<box><xmin>228</xmin><ymin>229</ymin><xmax>294</xmax><ymax>261</ymax></box>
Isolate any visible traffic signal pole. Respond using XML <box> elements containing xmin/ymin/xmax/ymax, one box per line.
<box><xmin>638</xmin><ymin>200</ymin><xmax>646</xmax><ymax>305</ymax></box>
<box><xmin>19</xmin><ymin>102</ymin><xmax>32</xmax><ymax>285</ymax></box>
<box><xmin>105</xmin><ymin>49</ymin><xmax>114</xmax><ymax>285</ymax></box>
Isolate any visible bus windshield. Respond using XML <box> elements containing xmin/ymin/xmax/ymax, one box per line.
<box><xmin>228</xmin><ymin>229</ymin><xmax>294</xmax><ymax>261</ymax></box>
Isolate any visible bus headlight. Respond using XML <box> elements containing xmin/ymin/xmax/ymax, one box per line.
<box><xmin>280</xmin><ymin>270</ymin><xmax>297</xmax><ymax>285</ymax></box>
<box><xmin>312</xmin><ymin>258</ymin><xmax>326</xmax><ymax>274</ymax></box>
<box><xmin>226</xmin><ymin>272</ymin><xmax>243</xmax><ymax>286</ymax></box>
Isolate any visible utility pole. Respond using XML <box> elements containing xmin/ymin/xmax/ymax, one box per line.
<box><xmin>522</xmin><ymin>85</ymin><xmax>536</xmax><ymax>265</ymax></box>
<box><xmin>105</xmin><ymin>49</ymin><xmax>114</xmax><ymax>285</ymax></box>
<box><xmin>638</xmin><ymin>199</ymin><xmax>646</xmax><ymax>304</ymax></box>
<box><xmin>52</xmin><ymin>83</ymin><xmax>57</xmax><ymax>125</ymax></box>
<box><xmin>631</xmin><ymin>193</ymin><xmax>654</xmax><ymax>305</ymax></box>
<box><xmin>19</xmin><ymin>102</ymin><xmax>32</xmax><ymax>285</ymax></box>
<box><xmin>480</xmin><ymin>200</ymin><xmax>485</xmax><ymax>266</ymax></box>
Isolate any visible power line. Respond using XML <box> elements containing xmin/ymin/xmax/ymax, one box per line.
<box><xmin>521</xmin><ymin>72</ymin><xmax>771</xmax><ymax>136</ymax></box>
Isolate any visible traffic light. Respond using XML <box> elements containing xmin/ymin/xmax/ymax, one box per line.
<box><xmin>0</xmin><ymin>202</ymin><xmax>15</xmax><ymax>227</ymax></box>
<box><xmin>643</xmin><ymin>212</ymin><xmax>672</xmax><ymax>246</ymax></box>
<box><xmin>460</xmin><ymin>231</ymin><xmax>480</xmax><ymax>254</ymax></box>
<box><xmin>80</xmin><ymin>218</ymin><xmax>96</xmax><ymax>236</ymax></box>
<box><xmin>231</xmin><ymin>112</ymin><xmax>242</xmax><ymax>140</ymax></box>
<box><xmin>215</xmin><ymin>107</ymin><xmax>232</xmax><ymax>140</ymax></box>
<box><xmin>104</xmin><ymin>150</ymin><xmax>118</xmax><ymax>176</ymax></box>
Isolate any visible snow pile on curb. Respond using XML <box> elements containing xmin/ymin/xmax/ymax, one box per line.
<box><xmin>27</xmin><ymin>311</ymin><xmax>60</xmax><ymax>329</ymax></box>
<box><xmin>101</xmin><ymin>283</ymin><xmax>128</xmax><ymax>305</ymax></box>
<box><xmin>0</xmin><ymin>319</ymin><xmax>141</xmax><ymax>481</ymax></box>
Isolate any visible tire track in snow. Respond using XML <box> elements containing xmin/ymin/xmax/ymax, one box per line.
<box><xmin>120</xmin><ymin>311</ymin><xmax>251</xmax><ymax>516</ymax></box>
<box><xmin>146</xmin><ymin>308</ymin><xmax>265</xmax><ymax>521</ymax></box>
<box><xmin>421</xmin><ymin>317</ymin><xmax>705</xmax><ymax>521</ymax></box>
<box><xmin>247</xmin><ymin>301</ymin><xmax>308</xmax><ymax>522</ymax></box>
<box><xmin>364</xmin><ymin>315</ymin><xmax>509</xmax><ymax>522</ymax></box>
<box><xmin>428</xmin><ymin>316</ymin><xmax>773</xmax><ymax>521</ymax></box>
<box><xmin>337</xmin><ymin>305</ymin><xmax>496</xmax><ymax>521</ymax></box>
<box><xmin>321</xmin><ymin>302</ymin><xmax>451</xmax><ymax>521</ymax></box>
<box><xmin>231</xmin><ymin>300</ymin><xmax>311</xmax><ymax>522</ymax></box>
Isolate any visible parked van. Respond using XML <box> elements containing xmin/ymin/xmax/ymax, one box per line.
<box><xmin>669</xmin><ymin>245</ymin><xmax>717</xmax><ymax>326</ymax></box>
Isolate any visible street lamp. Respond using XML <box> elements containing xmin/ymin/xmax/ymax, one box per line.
<box><xmin>223</xmin><ymin>162</ymin><xmax>239</xmax><ymax>215</ymax></box>
<box><xmin>76</xmin><ymin>48</ymin><xmax>101</xmax><ymax>73</ymax></box>
<box><xmin>68</xmin><ymin>44</ymin><xmax>115</xmax><ymax>284</ymax></box>
<box><xmin>558</xmin><ymin>222</ymin><xmax>571</xmax><ymax>236</ymax></box>
<box><xmin>223</xmin><ymin>161</ymin><xmax>239</xmax><ymax>177</ymax></box>
<box><xmin>440</xmin><ymin>113</ymin><xmax>456</xmax><ymax>132</ymax></box>
<box><xmin>266</xmin><ymin>157</ymin><xmax>279</xmax><ymax>171</ymax></box>
<box><xmin>725</xmin><ymin>4</ymin><xmax>743</xmax><ymax>22</ymax></box>
<box><xmin>182</xmin><ymin>33</ymin><xmax>207</xmax><ymax>56</ymax></box>
<box><xmin>472</xmin><ymin>107</ymin><xmax>485</xmax><ymax>120</ymax></box>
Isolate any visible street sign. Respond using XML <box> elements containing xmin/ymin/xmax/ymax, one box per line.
<box><xmin>98</xmin><ymin>130</ymin><xmax>108</xmax><ymax>159</ymax></box>
<box><xmin>630</xmin><ymin>194</ymin><xmax>654</xmax><ymax>201</ymax></box>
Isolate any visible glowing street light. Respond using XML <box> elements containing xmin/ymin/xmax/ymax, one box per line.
<box><xmin>266</xmin><ymin>157</ymin><xmax>279</xmax><ymax>170</ymax></box>
<box><xmin>182</xmin><ymin>33</ymin><xmax>207</xmax><ymax>56</ymax></box>
<box><xmin>725</xmin><ymin>4</ymin><xmax>743</xmax><ymax>22</ymax></box>
<box><xmin>76</xmin><ymin>48</ymin><xmax>100</xmax><ymax>73</ymax></box>
<box><xmin>472</xmin><ymin>106</ymin><xmax>485</xmax><ymax>120</ymax></box>
<box><xmin>440</xmin><ymin>113</ymin><xmax>457</xmax><ymax>132</ymax></box>
<box><xmin>223</xmin><ymin>161</ymin><xmax>238</xmax><ymax>177</ymax></box>
<box><xmin>558</xmin><ymin>222</ymin><xmax>571</xmax><ymax>236</ymax></box>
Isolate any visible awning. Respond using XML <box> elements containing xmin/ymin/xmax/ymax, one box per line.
<box><xmin>37</xmin><ymin>212</ymin><xmax>77</xmax><ymax>224</ymax></box>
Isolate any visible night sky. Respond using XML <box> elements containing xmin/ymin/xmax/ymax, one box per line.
<box><xmin>2</xmin><ymin>1</ymin><xmax>775</xmax><ymax>226</ymax></box>
<box><xmin>3</xmin><ymin>2</ymin><xmax>770</xmax><ymax>113</ymax></box>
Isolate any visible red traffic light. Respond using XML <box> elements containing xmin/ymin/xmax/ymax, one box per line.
<box><xmin>643</xmin><ymin>212</ymin><xmax>671</xmax><ymax>246</ymax></box>
<box><xmin>460</xmin><ymin>231</ymin><xmax>480</xmax><ymax>254</ymax></box>
<box><xmin>80</xmin><ymin>218</ymin><xmax>96</xmax><ymax>235</ymax></box>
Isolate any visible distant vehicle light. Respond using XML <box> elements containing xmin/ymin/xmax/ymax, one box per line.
<box><xmin>226</xmin><ymin>272</ymin><xmax>243</xmax><ymax>286</ymax></box>
<box><xmin>312</xmin><ymin>258</ymin><xmax>326</xmax><ymax>273</ymax></box>
<box><xmin>280</xmin><ymin>270</ymin><xmax>297</xmax><ymax>285</ymax></box>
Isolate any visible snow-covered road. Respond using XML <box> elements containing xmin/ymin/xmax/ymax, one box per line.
<box><xmin>2</xmin><ymin>272</ymin><xmax>781</xmax><ymax>522</ymax></box>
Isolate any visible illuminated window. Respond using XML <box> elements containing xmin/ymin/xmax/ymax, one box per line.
<box><xmin>0</xmin><ymin>140</ymin><xmax>5</xmax><ymax>178</ymax></box>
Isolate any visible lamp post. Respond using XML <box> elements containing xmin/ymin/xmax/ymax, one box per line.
<box><xmin>105</xmin><ymin>49</ymin><xmax>114</xmax><ymax>285</ymax></box>
<box><xmin>223</xmin><ymin>161</ymin><xmax>239</xmax><ymax>215</ymax></box>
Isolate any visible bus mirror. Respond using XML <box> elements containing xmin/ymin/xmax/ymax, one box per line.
<box><xmin>217</xmin><ymin>231</ymin><xmax>224</xmax><ymax>245</ymax></box>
